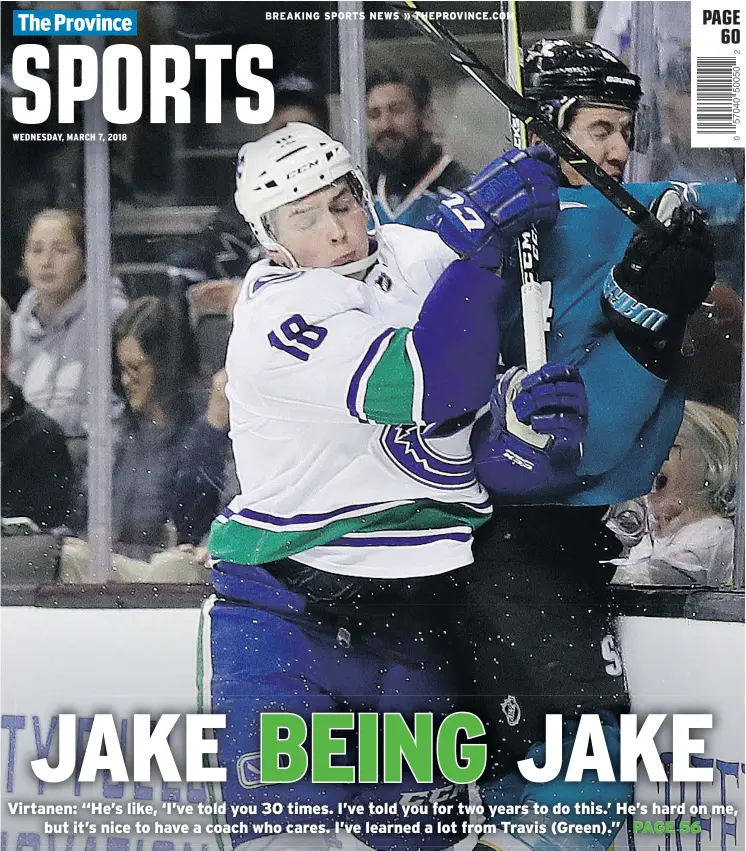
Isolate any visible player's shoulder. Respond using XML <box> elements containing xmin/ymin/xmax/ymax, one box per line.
<box><xmin>380</xmin><ymin>222</ymin><xmax>450</xmax><ymax>255</ymax></box>
<box><xmin>235</xmin><ymin>259</ymin><xmax>365</xmax><ymax>325</ymax></box>
<box><xmin>379</xmin><ymin>223</ymin><xmax>457</xmax><ymax>279</ymax></box>
<box><xmin>558</xmin><ymin>182</ymin><xmax>681</xmax><ymax>210</ymax></box>
<box><xmin>619</xmin><ymin>181</ymin><xmax>743</xmax><ymax>226</ymax></box>
<box><xmin>239</xmin><ymin>258</ymin><xmax>305</xmax><ymax>301</ymax></box>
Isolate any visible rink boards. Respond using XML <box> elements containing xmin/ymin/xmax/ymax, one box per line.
<box><xmin>1</xmin><ymin>593</ymin><xmax>743</xmax><ymax>851</ymax></box>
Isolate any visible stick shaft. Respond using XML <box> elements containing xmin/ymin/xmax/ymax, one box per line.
<box><xmin>502</xmin><ymin>0</ymin><xmax>547</xmax><ymax>371</ymax></box>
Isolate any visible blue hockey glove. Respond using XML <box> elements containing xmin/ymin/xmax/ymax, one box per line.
<box><xmin>511</xmin><ymin>362</ymin><xmax>589</xmax><ymax>464</ymax></box>
<box><xmin>471</xmin><ymin>363</ymin><xmax>588</xmax><ymax>500</ymax></box>
<box><xmin>433</xmin><ymin>146</ymin><xmax>560</xmax><ymax>269</ymax></box>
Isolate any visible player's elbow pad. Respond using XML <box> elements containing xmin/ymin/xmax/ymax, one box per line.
<box><xmin>412</xmin><ymin>260</ymin><xmax>506</xmax><ymax>423</ymax></box>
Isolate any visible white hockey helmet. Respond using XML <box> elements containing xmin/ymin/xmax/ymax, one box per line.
<box><xmin>235</xmin><ymin>122</ymin><xmax>379</xmax><ymax>275</ymax></box>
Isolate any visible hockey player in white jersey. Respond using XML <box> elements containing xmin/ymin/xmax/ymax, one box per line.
<box><xmin>201</xmin><ymin>123</ymin><xmax>588</xmax><ymax>851</ymax></box>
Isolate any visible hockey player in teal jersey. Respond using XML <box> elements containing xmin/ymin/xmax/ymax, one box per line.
<box><xmin>498</xmin><ymin>178</ymin><xmax>741</xmax><ymax>505</ymax></box>
<box><xmin>429</xmin><ymin>39</ymin><xmax>725</xmax><ymax>851</ymax></box>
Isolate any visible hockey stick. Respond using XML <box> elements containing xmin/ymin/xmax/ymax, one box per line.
<box><xmin>502</xmin><ymin>0</ymin><xmax>546</xmax><ymax>372</ymax></box>
<box><xmin>395</xmin><ymin>0</ymin><xmax>667</xmax><ymax>238</ymax></box>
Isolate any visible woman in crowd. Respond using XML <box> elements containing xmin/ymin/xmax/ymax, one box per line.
<box><xmin>68</xmin><ymin>295</ymin><xmax>229</xmax><ymax>565</ymax></box>
<box><xmin>112</xmin><ymin>296</ymin><xmax>230</xmax><ymax>559</ymax></box>
<box><xmin>611</xmin><ymin>401</ymin><xmax>738</xmax><ymax>587</ymax></box>
<box><xmin>10</xmin><ymin>208</ymin><xmax>128</xmax><ymax>438</ymax></box>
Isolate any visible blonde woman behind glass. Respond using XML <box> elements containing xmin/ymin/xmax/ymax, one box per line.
<box><xmin>612</xmin><ymin>401</ymin><xmax>738</xmax><ymax>587</ymax></box>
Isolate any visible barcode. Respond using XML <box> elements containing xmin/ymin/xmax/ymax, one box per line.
<box><xmin>696</xmin><ymin>56</ymin><xmax>737</xmax><ymax>133</ymax></box>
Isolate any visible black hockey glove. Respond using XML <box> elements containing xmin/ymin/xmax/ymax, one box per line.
<box><xmin>601</xmin><ymin>188</ymin><xmax>715</xmax><ymax>377</ymax></box>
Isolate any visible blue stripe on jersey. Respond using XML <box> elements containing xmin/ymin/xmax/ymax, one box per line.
<box><xmin>219</xmin><ymin>498</ymin><xmax>491</xmax><ymax>532</ymax></box>
<box><xmin>219</xmin><ymin>500</ymin><xmax>393</xmax><ymax>530</ymax></box>
<box><xmin>249</xmin><ymin>270</ymin><xmax>304</xmax><ymax>298</ymax></box>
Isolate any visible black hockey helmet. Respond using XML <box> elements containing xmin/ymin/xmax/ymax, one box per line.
<box><xmin>524</xmin><ymin>39</ymin><xmax>643</xmax><ymax>131</ymax></box>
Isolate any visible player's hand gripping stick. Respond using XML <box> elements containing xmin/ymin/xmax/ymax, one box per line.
<box><xmin>601</xmin><ymin>188</ymin><xmax>716</xmax><ymax>344</ymax></box>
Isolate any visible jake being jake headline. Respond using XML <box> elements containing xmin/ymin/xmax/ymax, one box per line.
<box><xmin>29</xmin><ymin>712</ymin><xmax>714</xmax><ymax>785</ymax></box>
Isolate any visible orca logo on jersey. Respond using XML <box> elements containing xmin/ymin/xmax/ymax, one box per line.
<box><xmin>380</xmin><ymin>425</ymin><xmax>476</xmax><ymax>490</ymax></box>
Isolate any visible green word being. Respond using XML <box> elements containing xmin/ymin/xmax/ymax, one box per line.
<box><xmin>260</xmin><ymin>712</ymin><xmax>486</xmax><ymax>785</ymax></box>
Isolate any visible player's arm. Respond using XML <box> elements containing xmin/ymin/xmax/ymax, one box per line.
<box><xmin>573</xmin><ymin>190</ymin><xmax>713</xmax><ymax>478</ymax></box>
<box><xmin>365</xmin><ymin>259</ymin><xmax>508</xmax><ymax>424</ymax></box>
<box><xmin>244</xmin><ymin>259</ymin><xmax>509</xmax><ymax>426</ymax></box>
<box><xmin>394</xmin><ymin>144</ymin><xmax>559</xmax><ymax>430</ymax></box>
<box><xmin>470</xmin><ymin>363</ymin><xmax>588</xmax><ymax>501</ymax></box>
<box><xmin>601</xmin><ymin>188</ymin><xmax>716</xmax><ymax>379</ymax></box>
<box><xmin>575</xmin><ymin>331</ymin><xmax>672</xmax><ymax>477</ymax></box>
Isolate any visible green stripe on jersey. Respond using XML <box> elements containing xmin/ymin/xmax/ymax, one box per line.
<box><xmin>208</xmin><ymin>500</ymin><xmax>490</xmax><ymax>566</ymax></box>
<box><xmin>363</xmin><ymin>328</ymin><xmax>417</xmax><ymax>424</ymax></box>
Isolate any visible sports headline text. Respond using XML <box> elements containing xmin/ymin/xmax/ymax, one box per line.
<box><xmin>24</xmin><ymin>712</ymin><xmax>715</xmax><ymax>785</ymax></box>
<box><xmin>11</xmin><ymin>44</ymin><xmax>275</xmax><ymax>124</ymax></box>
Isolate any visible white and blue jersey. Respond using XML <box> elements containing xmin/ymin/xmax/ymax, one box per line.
<box><xmin>208</xmin><ymin>224</ymin><xmax>493</xmax><ymax>578</ymax></box>
<box><xmin>497</xmin><ymin>180</ymin><xmax>743</xmax><ymax>505</ymax></box>
<box><xmin>202</xmin><ymin>225</ymin><xmax>502</xmax><ymax>851</ymax></box>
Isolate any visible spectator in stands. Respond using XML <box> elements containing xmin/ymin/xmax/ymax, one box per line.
<box><xmin>69</xmin><ymin>296</ymin><xmax>229</xmax><ymax>561</ymax></box>
<box><xmin>1</xmin><ymin>297</ymin><xmax>73</xmax><ymax>529</ymax></box>
<box><xmin>366</xmin><ymin>66</ymin><xmax>471</xmax><ymax>228</ymax></box>
<box><xmin>173</xmin><ymin>365</ymin><xmax>232</xmax><ymax>544</ymax></box>
<box><xmin>610</xmin><ymin>401</ymin><xmax>738</xmax><ymax>587</ymax></box>
<box><xmin>684</xmin><ymin>283</ymin><xmax>744</xmax><ymax>416</ymax></box>
<box><xmin>266</xmin><ymin>73</ymin><xmax>330</xmax><ymax>135</ymax></box>
<box><xmin>10</xmin><ymin>209</ymin><xmax>128</xmax><ymax>439</ymax></box>
<box><xmin>1</xmin><ymin>6</ymin><xmax>84</xmax><ymax>310</ymax></box>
